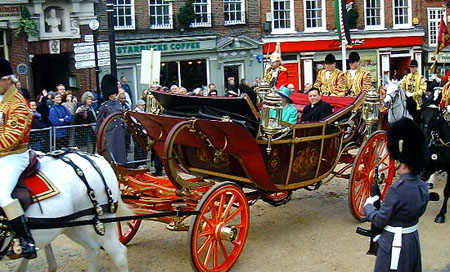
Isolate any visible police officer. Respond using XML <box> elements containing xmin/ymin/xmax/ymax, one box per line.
<box><xmin>0</xmin><ymin>58</ymin><xmax>36</xmax><ymax>259</ymax></box>
<box><xmin>96</xmin><ymin>74</ymin><xmax>127</xmax><ymax>165</ymax></box>
<box><xmin>364</xmin><ymin>118</ymin><xmax>429</xmax><ymax>272</ymax></box>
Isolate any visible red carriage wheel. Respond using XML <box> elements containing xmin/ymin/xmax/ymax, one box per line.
<box><xmin>189</xmin><ymin>182</ymin><xmax>250</xmax><ymax>272</ymax></box>
<box><xmin>349</xmin><ymin>131</ymin><xmax>395</xmax><ymax>221</ymax></box>
<box><xmin>117</xmin><ymin>219</ymin><xmax>142</xmax><ymax>245</ymax></box>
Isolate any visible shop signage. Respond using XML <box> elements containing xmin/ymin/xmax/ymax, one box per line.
<box><xmin>75</xmin><ymin>58</ymin><xmax>110</xmax><ymax>70</ymax></box>
<box><xmin>73</xmin><ymin>42</ymin><xmax>110</xmax><ymax>54</ymax></box>
<box><xmin>16</xmin><ymin>63</ymin><xmax>27</xmax><ymax>75</ymax></box>
<box><xmin>428</xmin><ymin>52</ymin><xmax>450</xmax><ymax>63</ymax></box>
<box><xmin>116</xmin><ymin>40</ymin><xmax>215</xmax><ymax>56</ymax></box>
<box><xmin>0</xmin><ymin>6</ymin><xmax>20</xmax><ymax>18</ymax></box>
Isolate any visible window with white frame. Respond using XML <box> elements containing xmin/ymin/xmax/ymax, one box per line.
<box><xmin>304</xmin><ymin>0</ymin><xmax>326</xmax><ymax>31</ymax></box>
<box><xmin>428</xmin><ymin>8</ymin><xmax>445</xmax><ymax>47</ymax></box>
<box><xmin>0</xmin><ymin>31</ymin><xmax>7</xmax><ymax>60</ymax></box>
<box><xmin>191</xmin><ymin>0</ymin><xmax>211</xmax><ymax>27</ymax></box>
<box><xmin>393</xmin><ymin>0</ymin><xmax>412</xmax><ymax>28</ymax></box>
<box><xmin>272</xmin><ymin>0</ymin><xmax>294</xmax><ymax>33</ymax></box>
<box><xmin>113</xmin><ymin>0</ymin><xmax>135</xmax><ymax>30</ymax></box>
<box><xmin>149</xmin><ymin>0</ymin><xmax>173</xmax><ymax>29</ymax></box>
<box><xmin>364</xmin><ymin>0</ymin><xmax>384</xmax><ymax>29</ymax></box>
<box><xmin>224</xmin><ymin>0</ymin><xmax>245</xmax><ymax>25</ymax></box>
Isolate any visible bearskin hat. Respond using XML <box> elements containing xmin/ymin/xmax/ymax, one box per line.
<box><xmin>101</xmin><ymin>74</ymin><xmax>118</xmax><ymax>98</ymax></box>
<box><xmin>387</xmin><ymin>118</ymin><xmax>429</xmax><ymax>174</ymax></box>
<box><xmin>410</xmin><ymin>59</ymin><xmax>418</xmax><ymax>67</ymax></box>
<box><xmin>325</xmin><ymin>54</ymin><xmax>336</xmax><ymax>64</ymax></box>
<box><xmin>0</xmin><ymin>58</ymin><xmax>13</xmax><ymax>79</ymax></box>
<box><xmin>348</xmin><ymin>52</ymin><xmax>360</xmax><ymax>64</ymax></box>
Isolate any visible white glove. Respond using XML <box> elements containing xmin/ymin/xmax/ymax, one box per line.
<box><xmin>364</xmin><ymin>195</ymin><xmax>379</xmax><ymax>207</ymax></box>
<box><xmin>405</xmin><ymin>91</ymin><xmax>413</xmax><ymax>97</ymax></box>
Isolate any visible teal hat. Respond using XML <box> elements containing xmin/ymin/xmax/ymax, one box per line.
<box><xmin>277</xmin><ymin>86</ymin><xmax>293</xmax><ymax>103</ymax></box>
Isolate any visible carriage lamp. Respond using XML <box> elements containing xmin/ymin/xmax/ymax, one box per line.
<box><xmin>146</xmin><ymin>91</ymin><xmax>162</xmax><ymax>114</ymax></box>
<box><xmin>362</xmin><ymin>86</ymin><xmax>380</xmax><ymax>138</ymax></box>
<box><xmin>256</xmin><ymin>81</ymin><xmax>270</xmax><ymax>104</ymax></box>
<box><xmin>260</xmin><ymin>88</ymin><xmax>284</xmax><ymax>154</ymax></box>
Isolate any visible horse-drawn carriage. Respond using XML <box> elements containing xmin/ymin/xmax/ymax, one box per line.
<box><xmin>96</xmin><ymin>87</ymin><xmax>394</xmax><ymax>271</ymax></box>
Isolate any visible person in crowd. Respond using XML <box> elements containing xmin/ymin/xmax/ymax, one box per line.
<box><xmin>170</xmin><ymin>85</ymin><xmax>179</xmax><ymax>93</ymax></box>
<box><xmin>118</xmin><ymin>87</ymin><xmax>131</xmax><ymax>109</ymax></box>
<box><xmin>269</xmin><ymin>86</ymin><xmax>298</xmax><ymax>124</ymax></box>
<box><xmin>131</xmin><ymin>99</ymin><xmax>148</xmax><ymax>168</ymax></box>
<box><xmin>0</xmin><ymin>58</ymin><xmax>36</xmax><ymax>259</ymax></box>
<box><xmin>301</xmin><ymin>88</ymin><xmax>333</xmax><ymax>122</ymax></box>
<box><xmin>36</xmin><ymin>89</ymin><xmax>51</xmax><ymax>126</ymax></box>
<box><xmin>209</xmin><ymin>90</ymin><xmax>218</xmax><ymax>96</ymax></box>
<box><xmin>313</xmin><ymin>54</ymin><xmax>346</xmax><ymax>96</ymax></box>
<box><xmin>264</xmin><ymin>43</ymin><xmax>288</xmax><ymax>88</ymax></box>
<box><xmin>400</xmin><ymin>60</ymin><xmax>426</xmax><ymax>111</ymax></box>
<box><xmin>15</xmin><ymin>81</ymin><xmax>30</xmax><ymax>101</ymax></box>
<box><xmin>364</xmin><ymin>118</ymin><xmax>429</xmax><ymax>272</ymax></box>
<box><xmin>62</xmin><ymin>91</ymin><xmax>77</xmax><ymax>116</ymax></box>
<box><xmin>74</xmin><ymin>91</ymin><xmax>97</xmax><ymax>153</ymax></box>
<box><xmin>287</xmin><ymin>83</ymin><xmax>296</xmax><ymax>93</ymax></box>
<box><xmin>29</xmin><ymin>100</ymin><xmax>50</xmax><ymax>151</ymax></box>
<box><xmin>253</xmin><ymin>77</ymin><xmax>261</xmax><ymax>88</ymax></box>
<box><xmin>240</xmin><ymin>78</ymin><xmax>257</xmax><ymax>105</ymax></box>
<box><xmin>134</xmin><ymin>99</ymin><xmax>146</xmax><ymax>113</ymax></box>
<box><xmin>120</xmin><ymin>76</ymin><xmax>133</xmax><ymax>107</ymax></box>
<box><xmin>302</xmin><ymin>83</ymin><xmax>312</xmax><ymax>94</ymax></box>
<box><xmin>192</xmin><ymin>88</ymin><xmax>204</xmax><ymax>96</ymax></box>
<box><xmin>56</xmin><ymin>84</ymin><xmax>67</xmax><ymax>99</ymax></box>
<box><xmin>225</xmin><ymin>77</ymin><xmax>240</xmax><ymax>97</ymax></box>
<box><xmin>178</xmin><ymin>87</ymin><xmax>187</xmax><ymax>95</ymax></box>
<box><xmin>208</xmin><ymin>83</ymin><xmax>217</xmax><ymax>95</ymax></box>
<box><xmin>96</xmin><ymin>74</ymin><xmax>127</xmax><ymax>165</ymax></box>
<box><xmin>49</xmin><ymin>93</ymin><xmax>73</xmax><ymax>149</ymax></box>
<box><xmin>344</xmin><ymin>52</ymin><xmax>373</xmax><ymax>96</ymax></box>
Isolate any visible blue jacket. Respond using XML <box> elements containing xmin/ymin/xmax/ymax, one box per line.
<box><xmin>49</xmin><ymin>104</ymin><xmax>73</xmax><ymax>138</ymax></box>
<box><xmin>269</xmin><ymin>103</ymin><xmax>298</xmax><ymax>124</ymax></box>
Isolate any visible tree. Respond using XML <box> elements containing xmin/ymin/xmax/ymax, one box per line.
<box><xmin>15</xmin><ymin>7</ymin><xmax>39</xmax><ymax>37</ymax></box>
<box><xmin>177</xmin><ymin>0</ymin><xmax>196</xmax><ymax>30</ymax></box>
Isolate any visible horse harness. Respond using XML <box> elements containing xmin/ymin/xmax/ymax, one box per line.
<box><xmin>46</xmin><ymin>149</ymin><xmax>117</xmax><ymax>235</ymax></box>
<box><xmin>386</xmin><ymin>89</ymin><xmax>409</xmax><ymax>122</ymax></box>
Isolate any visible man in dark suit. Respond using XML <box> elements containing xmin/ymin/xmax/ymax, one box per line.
<box><xmin>301</xmin><ymin>88</ymin><xmax>333</xmax><ymax>122</ymax></box>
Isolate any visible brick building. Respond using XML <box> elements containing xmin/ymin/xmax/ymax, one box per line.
<box><xmin>95</xmin><ymin>0</ymin><xmax>264</xmax><ymax>100</ymax></box>
<box><xmin>260</xmin><ymin>0</ymin><xmax>449</xmax><ymax>91</ymax></box>
<box><xmin>0</xmin><ymin>0</ymin><xmax>97</xmax><ymax>97</ymax></box>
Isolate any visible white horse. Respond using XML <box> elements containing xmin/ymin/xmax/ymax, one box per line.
<box><xmin>1</xmin><ymin>152</ymin><xmax>129</xmax><ymax>272</ymax></box>
<box><xmin>383</xmin><ymin>79</ymin><xmax>413</xmax><ymax>124</ymax></box>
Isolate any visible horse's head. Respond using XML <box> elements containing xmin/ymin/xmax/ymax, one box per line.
<box><xmin>383</xmin><ymin>79</ymin><xmax>400</xmax><ymax>108</ymax></box>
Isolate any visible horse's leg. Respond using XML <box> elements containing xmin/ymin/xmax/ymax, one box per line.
<box><xmin>44</xmin><ymin>245</ymin><xmax>57</xmax><ymax>272</ymax></box>
<box><xmin>97</xmin><ymin>222</ymin><xmax>129</xmax><ymax>272</ymax></box>
<box><xmin>64</xmin><ymin>227</ymin><xmax>101</xmax><ymax>272</ymax></box>
<box><xmin>435</xmin><ymin>173</ymin><xmax>450</xmax><ymax>223</ymax></box>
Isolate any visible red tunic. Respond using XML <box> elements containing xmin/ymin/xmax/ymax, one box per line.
<box><xmin>276</xmin><ymin>70</ymin><xmax>288</xmax><ymax>89</ymax></box>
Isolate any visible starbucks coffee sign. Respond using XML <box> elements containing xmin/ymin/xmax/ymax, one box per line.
<box><xmin>116</xmin><ymin>39</ymin><xmax>216</xmax><ymax>56</ymax></box>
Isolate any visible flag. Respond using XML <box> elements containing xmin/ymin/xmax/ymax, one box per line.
<box><xmin>436</xmin><ymin>16</ymin><xmax>450</xmax><ymax>55</ymax></box>
<box><xmin>335</xmin><ymin>0</ymin><xmax>352</xmax><ymax>46</ymax></box>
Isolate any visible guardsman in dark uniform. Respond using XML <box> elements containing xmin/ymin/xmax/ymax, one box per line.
<box><xmin>96</xmin><ymin>74</ymin><xmax>127</xmax><ymax>165</ymax></box>
<box><xmin>364</xmin><ymin>118</ymin><xmax>429</xmax><ymax>272</ymax></box>
<box><xmin>0</xmin><ymin>58</ymin><xmax>36</xmax><ymax>259</ymax></box>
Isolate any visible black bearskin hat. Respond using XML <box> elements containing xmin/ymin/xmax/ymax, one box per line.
<box><xmin>348</xmin><ymin>52</ymin><xmax>360</xmax><ymax>63</ymax></box>
<box><xmin>0</xmin><ymin>58</ymin><xmax>13</xmax><ymax>78</ymax></box>
<box><xmin>387</xmin><ymin>118</ymin><xmax>429</xmax><ymax>174</ymax></box>
<box><xmin>101</xmin><ymin>74</ymin><xmax>118</xmax><ymax>98</ymax></box>
<box><xmin>325</xmin><ymin>54</ymin><xmax>336</xmax><ymax>64</ymax></box>
<box><xmin>410</xmin><ymin>59</ymin><xmax>418</xmax><ymax>67</ymax></box>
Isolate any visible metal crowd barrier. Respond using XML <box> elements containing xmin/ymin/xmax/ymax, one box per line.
<box><xmin>29</xmin><ymin>123</ymin><xmax>152</xmax><ymax>169</ymax></box>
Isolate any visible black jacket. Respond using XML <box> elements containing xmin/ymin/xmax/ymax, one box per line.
<box><xmin>301</xmin><ymin>100</ymin><xmax>333</xmax><ymax>122</ymax></box>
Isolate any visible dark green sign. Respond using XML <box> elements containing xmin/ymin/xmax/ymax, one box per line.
<box><xmin>117</xmin><ymin>40</ymin><xmax>215</xmax><ymax>56</ymax></box>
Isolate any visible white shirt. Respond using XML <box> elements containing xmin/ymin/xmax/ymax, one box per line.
<box><xmin>326</xmin><ymin>71</ymin><xmax>331</xmax><ymax>79</ymax></box>
<box><xmin>350</xmin><ymin>69</ymin><xmax>357</xmax><ymax>79</ymax></box>
<box><xmin>0</xmin><ymin>94</ymin><xmax>4</xmax><ymax>103</ymax></box>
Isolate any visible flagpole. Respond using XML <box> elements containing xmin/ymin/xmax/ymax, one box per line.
<box><xmin>339</xmin><ymin>0</ymin><xmax>347</xmax><ymax>72</ymax></box>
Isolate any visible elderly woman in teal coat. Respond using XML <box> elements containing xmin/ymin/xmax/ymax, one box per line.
<box><xmin>269</xmin><ymin>86</ymin><xmax>298</xmax><ymax>124</ymax></box>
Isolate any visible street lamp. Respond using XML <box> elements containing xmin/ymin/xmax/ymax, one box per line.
<box><xmin>89</xmin><ymin>19</ymin><xmax>101</xmax><ymax>103</ymax></box>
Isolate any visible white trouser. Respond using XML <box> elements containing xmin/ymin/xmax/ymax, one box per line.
<box><xmin>0</xmin><ymin>150</ymin><xmax>30</xmax><ymax>207</ymax></box>
<box><xmin>384</xmin><ymin>224</ymin><xmax>418</xmax><ymax>270</ymax></box>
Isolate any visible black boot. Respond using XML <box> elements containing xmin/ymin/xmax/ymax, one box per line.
<box><xmin>7</xmin><ymin>215</ymin><xmax>37</xmax><ymax>259</ymax></box>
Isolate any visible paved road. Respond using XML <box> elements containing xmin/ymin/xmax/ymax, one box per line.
<box><xmin>1</xmin><ymin>174</ymin><xmax>449</xmax><ymax>272</ymax></box>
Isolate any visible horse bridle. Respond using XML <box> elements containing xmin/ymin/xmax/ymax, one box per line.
<box><xmin>385</xmin><ymin>88</ymin><xmax>409</xmax><ymax>121</ymax></box>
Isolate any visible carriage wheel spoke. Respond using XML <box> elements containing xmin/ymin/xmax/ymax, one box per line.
<box><xmin>222</xmin><ymin>195</ymin><xmax>236</xmax><ymax>220</ymax></box>
<box><xmin>225</xmin><ymin>206</ymin><xmax>243</xmax><ymax>224</ymax></box>
<box><xmin>203</xmin><ymin>239</ymin><xmax>214</xmax><ymax>267</ymax></box>
<box><xmin>217</xmin><ymin>194</ymin><xmax>226</xmax><ymax>222</ymax></box>
<box><xmin>218</xmin><ymin>239</ymin><xmax>229</xmax><ymax>259</ymax></box>
<box><xmin>214</xmin><ymin>240</ymin><xmax>219</xmax><ymax>268</ymax></box>
<box><xmin>199</xmin><ymin>230</ymin><xmax>213</xmax><ymax>238</ymax></box>
<box><xmin>198</xmin><ymin>236</ymin><xmax>213</xmax><ymax>256</ymax></box>
<box><xmin>201</xmin><ymin>215</ymin><xmax>214</xmax><ymax>228</ymax></box>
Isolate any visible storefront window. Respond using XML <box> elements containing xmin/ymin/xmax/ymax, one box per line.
<box><xmin>428</xmin><ymin>8</ymin><xmax>445</xmax><ymax>47</ymax></box>
<box><xmin>0</xmin><ymin>31</ymin><xmax>7</xmax><ymax>60</ymax></box>
<box><xmin>160</xmin><ymin>60</ymin><xmax>207</xmax><ymax>91</ymax></box>
<box><xmin>113</xmin><ymin>0</ymin><xmax>135</xmax><ymax>30</ymax></box>
<box><xmin>149</xmin><ymin>0</ymin><xmax>173</xmax><ymax>29</ymax></box>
